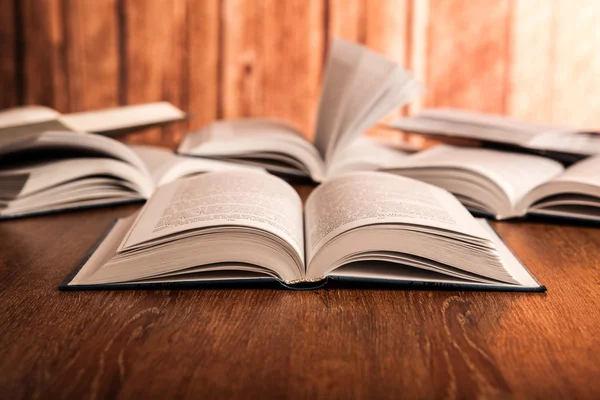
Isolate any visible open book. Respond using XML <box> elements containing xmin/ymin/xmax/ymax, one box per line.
<box><xmin>177</xmin><ymin>39</ymin><xmax>422</xmax><ymax>182</ymax></box>
<box><xmin>62</xmin><ymin>170</ymin><xmax>543</xmax><ymax>292</ymax></box>
<box><xmin>0</xmin><ymin>131</ymin><xmax>261</xmax><ymax>219</ymax></box>
<box><xmin>391</xmin><ymin>108</ymin><xmax>600</xmax><ymax>163</ymax></box>
<box><xmin>0</xmin><ymin>102</ymin><xmax>186</xmax><ymax>145</ymax></box>
<box><xmin>380</xmin><ymin>145</ymin><xmax>600</xmax><ymax>221</ymax></box>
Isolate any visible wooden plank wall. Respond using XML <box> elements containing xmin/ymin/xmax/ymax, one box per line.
<box><xmin>1</xmin><ymin>0</ymin><xmax>599</xmax><ymax>146</ymax></box>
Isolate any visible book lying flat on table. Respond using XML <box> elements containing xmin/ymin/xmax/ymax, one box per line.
<box><xmin>178</xmin><ymin>39</ymin><xmax>422</xmax><ymax>182</ymax></box>
<box><xmin>0</xmin><ymin>131</ymin><xmax>261</xmax><ymax>219</ymax></box>
<box><xmin>391</xmin><ymin>108</ymin><xmax>600</xmax><ymax>163</ymax></box>
<box><xmin>378</xmin><ymin>145</ymin><xmax>600</xmax><ymax>222</ymax></box>
<box><xmin>0</xmin><ymin>102</ymin><xmax>187</xmax><ymax>144</ymax></box>
<box><xmin>62</xmin><ymin>170</ymin><xmax>544</xmax><ymax>292</ymax></box>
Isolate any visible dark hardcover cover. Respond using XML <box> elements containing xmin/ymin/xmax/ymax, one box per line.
<box><xmin>60</xmin><ymin>219</ymin><xmax>545</xmax><ymax>292</ymax></box>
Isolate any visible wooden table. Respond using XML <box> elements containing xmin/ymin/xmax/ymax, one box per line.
<box><xmin>1</xmin><ymin>186</ymin><xmax>599</xmax><ymax>399</ymax></box>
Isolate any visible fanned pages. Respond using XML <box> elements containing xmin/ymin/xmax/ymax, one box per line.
<box><xmin>0</xmin><ymin>132</ymin><xmax>264</xmax><ymax>219</ymax></box>
<box><xmin>391</xmin><ymin>108</ymin><xmax>600</xmax><ymax>162</ymax></box>
<box><xmin>381</xmin><ymin>144</ymin><xmax>600</xmax><ymax>221</ymax></box>
<box><xmin>65</xmin><ymin>170</ymin><xmax>543</xmax><ymax>292</ymax></box>
<box><xmin>178</xmin><ymin>39</ymin><xmax>422</xmax><ymax>182</ymax></box>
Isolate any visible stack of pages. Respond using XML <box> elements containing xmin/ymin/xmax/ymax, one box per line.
<box><xmin>0</xmin><ymin>131</ymin><xmax>260</xmax><ymax>219</ymax></box>
<box><xmin>391</xmin><ymin>108</ymin><xmax>600</xmax><ymax>163</ymax></box>
<box><xmin>379</xmin><ymin>145</ymin><xmax>600</xmax><ymax>222</ymax></box>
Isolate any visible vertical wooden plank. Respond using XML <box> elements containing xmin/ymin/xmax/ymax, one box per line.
<box><xmin>220</xmin><ymin>0</ymin><xmax>264</xmax><ymax>121</ymax></box>
<box><xmin>122</xmin><ymin>0</ymin><xmax>188</xmax><ymax>146</ymax></box>
<box><xmin>221</xmin><ymin>0</ymin><xmax>324</xmax><ymax>138</ymax></box>
<box><xmin>62</xmin><ymin>0</ymin><xmax>120</xmax><ymax>112</ymax></box>
<box><xmin>364</xmin><ymin>0</ymin><xmax>408</xmax><ymax>64</ymax></box>
<box><xmin>424</xmin><ymin>0</ymin><xmax>511</xmax><ymax>114</ymax></box>
<box><xmin>19</xmin><ymin>0</ymin><xmax>119</xmax><ymax>113</ymax></box>
<box><xmin>0</xmin><ymin>0</ymin><xmax>18</xmax><ymax>108</ymax></box>
<box><xmin>21</xmin><ymin>0</ymin><xmax>68</xmax><ymax>111</ymax></box>
<box><xmin>506</xmin><ymin>0</ymin><xmax>554</xmax><ymax>123</ymax></box>
<box><xmin>406</xmin><ymin>0</ymin><xmax>428</xmax><ymax>114</ymax></box>
<box><xmin>261</xmin><ymin>0</ymin><xmax>324</xmax><ymax>137</ymax></box>
<box><xmin>550</xmin><ymin>0</ymin><xmax>600</xmax><ymax>129</ymax></box>
<box><xmin>328</xmin><ymin>0</ymin><xmax>365</xmax><ymax>43</ymax></box>
<box><xmin>187</xmin><ymin>0</ymin><xmax>220</xmax><ymax>131</ymax></box>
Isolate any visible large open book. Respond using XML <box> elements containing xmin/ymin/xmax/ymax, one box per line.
<box><xmin>379</xmin><ymin>145</ymin><xmax>600</xmax><ymax>221</ymax></box>
<box><xmin>62</xmin><ymin>170</ymin><xmax>543</xmax><ymax>292</ymax></box>
<box><xmin>0</xmin><ymin>102</ymin><xmax>186</xmax><ymax>145</ymax></box>
<box><xmin>178</xmin><ymin>39</ymin><xmax>422</xmax><ymax>182</ymax></box>
<box><xmin>0</xmin><ymin>131</ymin><xmax>261</xmax><ymax>219</ymax></box>
<box><xmin>391</xmin><ymin>108</ymin><xmax>600</xmax><ymax>163</ymax></box>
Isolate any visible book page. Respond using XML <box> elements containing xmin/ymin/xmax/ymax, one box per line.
<box><xmin>314</xmin><ymin>39</ymin><xmax>422</xmax><ymax>163</ymax></box>
<box><xmin>526</xmin><ymin>132</ymin><xmax>600</xmax><ymax>155</ymax></box>
<box><xmin>392</xmin><ymin>109</ymin><xmax>541</xmax><ymax>145</ymax></box>
<box><xmin>178</xmin><ymin>119</ymin><xmax>325</xmax><ymax>180</ymax></box>
<box><xmin>119</xmin><ymin>170</ymin><xmax>305</xmax><ymax>262</ymax></box>
<box><xmin>401</xmin><ymin>145</ymin><xmax>564</xmax><ymax>206</ymax></box>
<box><xmin>130</xmin><ymin>143</ymin><xmax>265</xmax><ymax>186</ymax></box>
<box><xmin>550</xmin><ymin>155</ymin><xmax>600</xmax><ymax>186</ymax></box>
<box><xmin>0</xmin><ymin>120</ymin><xmax>75</xmax><ymax>147</ymax></box>
<box><xmin>330</xmin><ymin>68</ymin><xmax>423</xmax><ymax>160</ymax></box>
<box><xmin>304</xmin><ymin>172</ymin><xmax>490</xmax><ymax>263</ymax></box>
<box><xmin>59</xmin><ymin>102</ymin><xmax>186</xmax><ymax>133</ymax></box>
<box><xmin>0</xmin><ymin>105</ymin><xmax>60</xmax><ymax>129</ymax></box>
<box><xmin>313</xmin><ymin>39</ymin><xmax>363</xmax><ymax>159</ymax></box>
<box><xmin>326</xmin><ymin>136</ymin><xmax>409</xmax><ymax>177</ymax></box>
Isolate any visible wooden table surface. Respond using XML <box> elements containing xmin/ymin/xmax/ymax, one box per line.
<box><xmin>1</xmin><ymin>185</ymin><xmax>600</xmax><ymax>399</ymax></box>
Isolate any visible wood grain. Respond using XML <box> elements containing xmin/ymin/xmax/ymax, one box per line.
<box><xmin>506</xmin><ymin>0</ymin><xmax>554</xmax><ymax>122</ymax></box>
<box><xmin>187</xmin><ymin>0</ymin><xmax>220</xmax><ymax>131</ymax></box>
<box><xmin>424</xmin><ymin>0</ymin><xmax>511</xmax><ymax>114</ymax></box>
<box><xmin>261</xmin><ymin>0</ymin><xmax>324</xmax><ymax>138</ymax></box>
<box><xmin>221</xmin><ymin>0</ymin><xmax>324</xmax><ymax>137</ymax></box>
<box><xmin>61</xmin><ymin>0</ymin><xmax>120</xmax><ymax>112</ymax></box>
<box><xmin>328</xmin><ymin>0</ymin><xmax>365</xmax><ymax>43</ymax></box>
<box><xmin>550</xmin><ymin>0</ymin><xmax>600</xmax><ymax>130</ymax></box>
<box><xmin>122</xmin><ymin>0</ymin><xmax>188</xmax><ymax>146</ymax></box>
<box><xmin>220</xmin><ymin>0</ymin><xmax>264</xmax><ymax>122</ymax></box>
<box><xmin>0</xmin><ymin>0</ymin><xmax>18</xmax><ymax>108</ymax></box>
<box><xmin>20</xmin><ymin>0</ymin><xmax>68</xmax><ymax>110</ymax></box>
<box><xmin>0</xmin><ymin>186</ymin><xmax>599</xmax><ymax>398</ymax></box>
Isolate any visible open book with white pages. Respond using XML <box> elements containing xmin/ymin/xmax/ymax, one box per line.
<box><xmin>0</xmin><ymin>102</ymin><xmax>186</xmax><ymax>144</ymax></box>
<box><xmin>0</xmin><ymin>131</ymin><xmax>261</xmax><ymax>219</ymax></box>
<box><xmin>374</xmin><ymin>145</ymin><xmax>600</xmax><ymax>222</ymax></box>
<box><xmin>177</xmin><ymin>39</ymin><xmax>423</xmax><ymax>182</ymax></box>
<box><xmin>62</xmin><ymin>170</ymin><xmax>544</xmax><ymax>292</ymax></box>
<box><xmin>390</xmin><ymin>108</ymin><xmax>600</xmax><ymax>163</ymax></box>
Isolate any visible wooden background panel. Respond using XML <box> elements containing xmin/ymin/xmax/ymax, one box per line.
<box><xmin>257</xmin><ymin>0</ymin><xmax>324</xmax><ymax>138</ymax></box>
<box><xmin>0</xmin><ymin>0</ymin><xmax>18</xmax><ymax>108</ymax></box>
<box><xmin>187</xmin><ymin>0</ymin><xmax>220</xmax><ymax>132</ymax></box>
<box><xmin>62</xmin><ymin>0</ymin><xmax>120</xmax><ymax>112</ymax></box>
<box><xmin>20</xmin><ymin>0</ymin><xmax>68</xmax><ymax>110</ymax></box>
<box><xmin>550</xmin><ymin>0</ymin><xmax>600</xmax><ymax>129</ymax></box>
<box><xmin>221</xmin><ymin>0</ymin><xmax>324</xmax><ymax>138</ymax></box>
<box><xmin>3</xmin><ymin>0</ymin><xmax>600</xmax><ymax>143</ymax></box>
<box><xmin>122</xmin><ymin>0</ymin><xmax>188</xmax><ymax>145</ymax></box>
<box><xmin>423</xmin><ymin>0</ymin><xmax>512</xmax><ymax>114</ymax></box>
<box><xmin>506</xmin><ymin>0</ymin><xmax>554</xmax><ymax>123</ymax></box>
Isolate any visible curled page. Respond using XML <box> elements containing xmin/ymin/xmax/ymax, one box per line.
<box><xmin>314</xmin><ymin>38</ymin><xmax>423</xmax><ymax>162</ymax></box>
